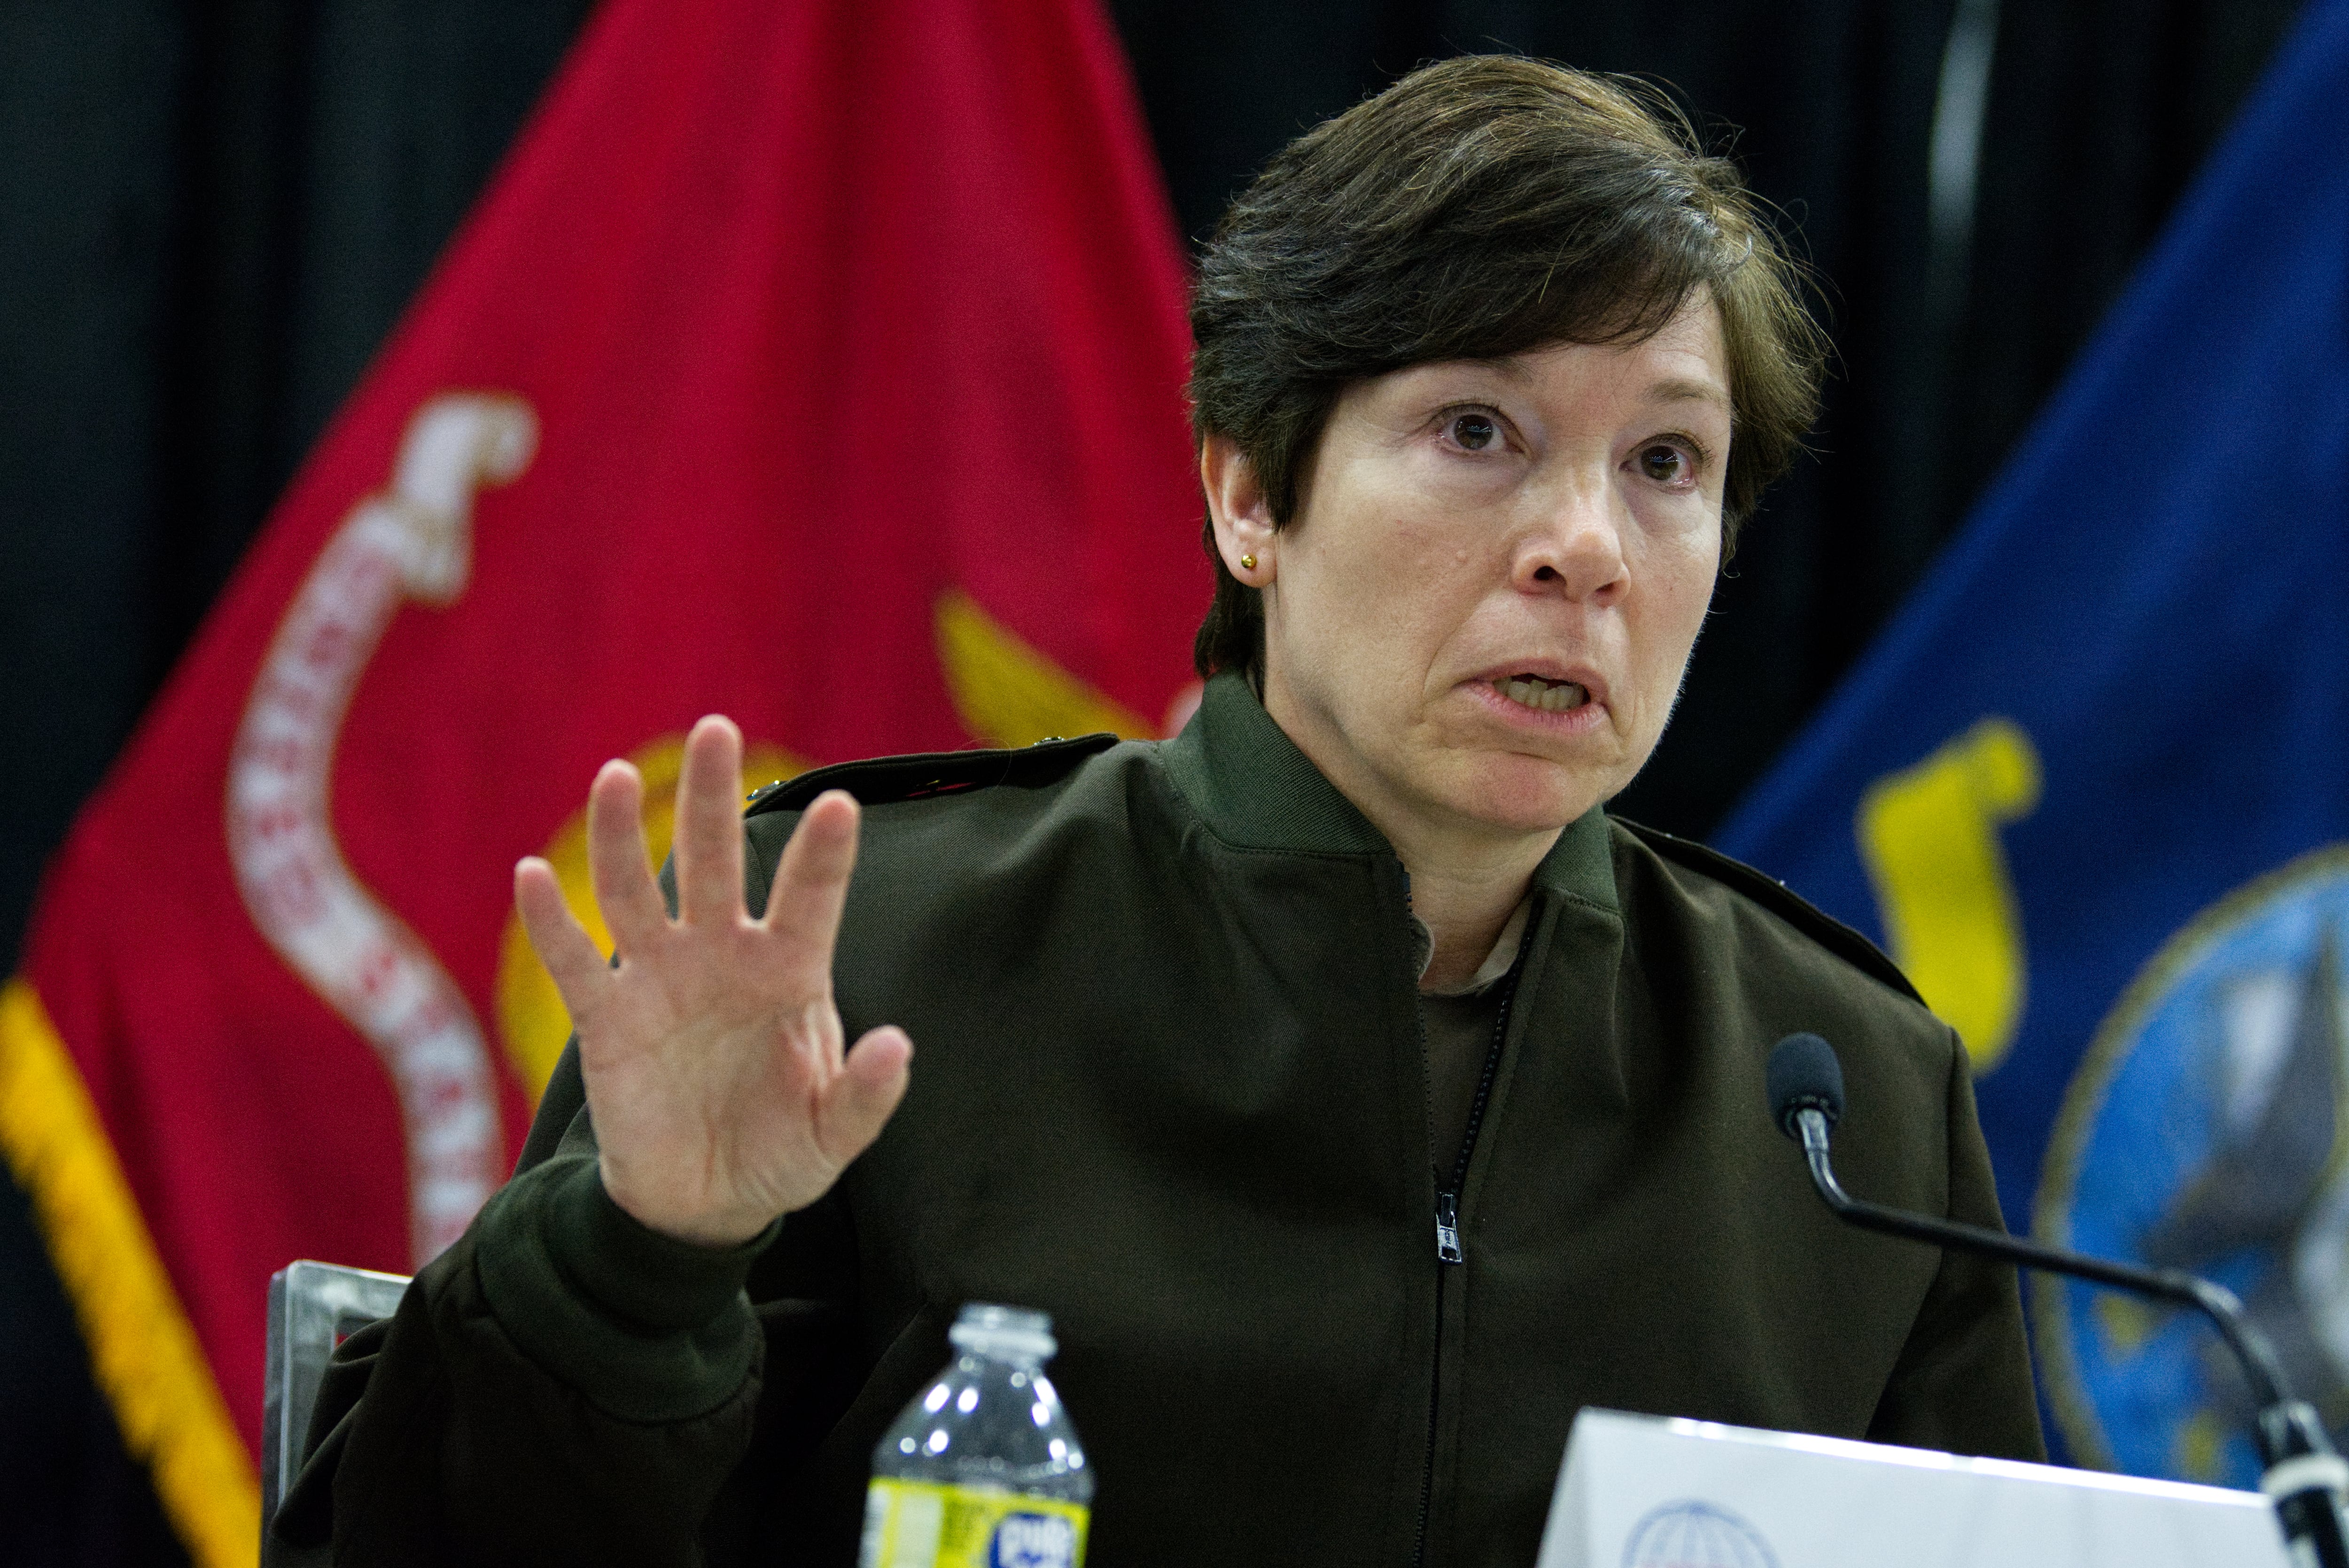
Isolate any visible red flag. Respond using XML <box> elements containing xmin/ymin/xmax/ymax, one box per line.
<box><xmin>0</xmin><ymin>2</ymin><xmax>1200</xmax><ymax>1560</ymax></box>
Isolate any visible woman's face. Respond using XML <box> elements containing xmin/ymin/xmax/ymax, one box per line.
<box><xmin>1210</xmin><ymin>296</ymin><xmax>1731</xmax><ymax>846</ymax></box>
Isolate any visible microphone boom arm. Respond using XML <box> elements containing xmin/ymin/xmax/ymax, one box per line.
<box><xmin>1793</xmin><ymin>1107</ymin><xmax>2349</xmax><ymax>1568</ymax></box>
<box><xmin>1769</xmin><ymin>1028</ymin><xmax>2349</xmax><ymax>1565</ymax></box>
<box><xmin>1792</xmin><ymin>1108</ymin><xmax>2289</xmax><ymax>1411</ymax></box>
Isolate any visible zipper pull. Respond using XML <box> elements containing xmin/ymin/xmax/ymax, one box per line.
<box><xmin>1435</xmin><ymin>1190</ymin><xmax>1463</xmax><ymax>1265</ymax></box>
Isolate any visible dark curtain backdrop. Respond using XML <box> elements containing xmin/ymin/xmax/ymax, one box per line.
<box><xmin>0</xmin><ymin>0</ymin><xmax>2301</xmax><ymax>1558</ymax></box>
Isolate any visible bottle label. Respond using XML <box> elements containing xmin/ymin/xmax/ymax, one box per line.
<box><xmin>859</xmin><ymin>1478</ymin><xmax>1089</xmax><ymax>1568</ymax></box>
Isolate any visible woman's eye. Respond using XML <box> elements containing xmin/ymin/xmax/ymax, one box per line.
<box><xmin>1448</xmin><ymin>412</ymin><xmax>1500</xmax><ymax>451</ymax></box>
<box><xmin>1638</xmin><ymin>442</ymin><xmax>1692</xmax><ymax>484</ymax></box>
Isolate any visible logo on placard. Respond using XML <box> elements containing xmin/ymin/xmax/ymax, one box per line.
<box><xmin>2037</xmin><ymin>846</ymin><xmax>2349</xmax><ymax>1488</ymax></box>
<box><xmin>1620</xmin><ymin>1499</ymin><xmax>1779</xmax><ymax>1568</ymax></box>
<box><xmin>990</xmin><ymin>1511</ymin><xmax>1077</xmax><ymax>1568</ymax></box>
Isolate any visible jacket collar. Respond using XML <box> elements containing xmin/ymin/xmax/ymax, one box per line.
<box><xmin>1162</xmin><ymin>671</ymin><xmax>1619</xmax><ymax>916</ymax></box>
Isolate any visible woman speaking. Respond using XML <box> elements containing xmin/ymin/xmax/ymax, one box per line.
<box><xmin>282</xmin><ymin>54</ymin><xmax>2043</xmax><ymax>1567</ymax></box>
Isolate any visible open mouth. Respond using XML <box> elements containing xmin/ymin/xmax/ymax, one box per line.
<box><xmin>1492</xmin><ymin>674</ymin><xmax>1590</xmax><ymax>714</ymax></box>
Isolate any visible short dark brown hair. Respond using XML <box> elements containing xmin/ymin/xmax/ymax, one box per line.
<box><xmin>1188</xmin><ymin>55</ymin><xmax>1828</xmax><ymax>681</ymax></box>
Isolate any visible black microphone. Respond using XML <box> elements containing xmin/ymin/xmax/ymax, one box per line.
<box><xmin>1767</xmin><ymin>1031</ymin><xmax>2349</xmax><ymax>1568</ymax></box>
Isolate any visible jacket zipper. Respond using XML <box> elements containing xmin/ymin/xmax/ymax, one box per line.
<box><xmin>1409</xmin><ymin>965</ymin><xmax>1522</xmax><ymax>1567</ymax></box>
<box><xmin>1437</xmin><ymin>975</ymin><xmax>1517</xmax><ymax>1259</ymax></box>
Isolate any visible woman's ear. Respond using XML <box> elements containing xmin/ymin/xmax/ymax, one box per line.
<box><xmin>1200</xmin><ymin>435</ymin><xmax>1276</xmax><ymax>585</ymax></box>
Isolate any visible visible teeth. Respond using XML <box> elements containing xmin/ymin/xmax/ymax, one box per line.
<box><xmin>1496</xmin><ymin>676</ymin><xmax>1587</xmax><ymax>713</ymax></box>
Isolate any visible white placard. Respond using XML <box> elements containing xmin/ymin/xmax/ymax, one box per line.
<box><xmin>1536</xmin><ymin>1408</ymin><xmax>2289</xmax><ymax>1568</ymax></box>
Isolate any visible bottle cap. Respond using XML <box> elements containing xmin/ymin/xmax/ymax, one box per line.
<box><xmin>950</xmin><ymin>1302</ymin><xmax>1058</xmax><ymax>1362</ymax></box>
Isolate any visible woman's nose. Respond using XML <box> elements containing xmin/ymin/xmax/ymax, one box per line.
<box><xmin>1513</xmin><ymin>482</ymin><xmax>1629</xmax><ymax>605</ymax></box>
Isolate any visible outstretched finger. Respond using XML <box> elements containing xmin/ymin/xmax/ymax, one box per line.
<box><xmin>585</xmin><ymin>760</ymin><xmax>668</xmax><ymax>955</ymax></box>
<box><xmin>515</xmin><ymin>857</ymin><xmax>613</xmax><ymax>1010</ymax></box>
<box><xmin>816</xmin><ymin>1024</ymin><xmax>912</xmax><ymax>1166</ymax></box>
<box><xmin>761</xmin><ymin>790</ymin><xmax>862</xmax><ymax>973</ymax></box>
<box><xmin>673</xmin><ymin>715</ymin><xmax>748</xmax><ymax>928</ymax></box>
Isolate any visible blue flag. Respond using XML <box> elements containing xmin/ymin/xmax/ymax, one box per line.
<box><xmin>1716</xmin><ymin>0</ymin><xmax>2349</xmax><ymax>1486</ymax></box>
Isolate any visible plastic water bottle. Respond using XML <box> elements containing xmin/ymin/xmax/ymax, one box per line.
<box><xmin>859</xmin><ymin>1303</ymin><xmax>1094</xmax><ymax>1568</ymax></box>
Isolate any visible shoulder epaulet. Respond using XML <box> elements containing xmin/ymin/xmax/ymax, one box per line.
<box><xmin>1612</xmin><ymin>817</ymin><xmax>1923</xmax><ymax>1005</ymax></box>
<box><xmin>743</xmin><ymin>732</ymin><xmax>1121</xmax><ymax>819</ymax></box>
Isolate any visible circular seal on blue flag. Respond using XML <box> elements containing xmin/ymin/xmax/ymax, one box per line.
<box><xmin>2036</xmin><ymin>845</ymin><xmax>2349</xmax><ymax>1487</ymax></box>
<box><xmin>1619</xmin><ymin>1499</ymin><xmax>1779</xmax><ymax>1568</ymax></box>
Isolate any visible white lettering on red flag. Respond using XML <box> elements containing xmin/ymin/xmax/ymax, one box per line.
<box><xmin>226</xmin><ymin>393</ymin><xmax>537</xmax><ymax>1265</ymax></box>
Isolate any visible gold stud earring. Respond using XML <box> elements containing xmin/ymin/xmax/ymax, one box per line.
<box><xmin>1239</xmin><ymin>554</ymin><xmax>1257</xmax><ymax>571</ymax></box>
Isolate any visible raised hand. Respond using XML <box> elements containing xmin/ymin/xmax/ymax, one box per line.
<box><xmin>514</xmin><ymin>715</ymin><xmax>912</xmax><ymax>1247</ymax></box>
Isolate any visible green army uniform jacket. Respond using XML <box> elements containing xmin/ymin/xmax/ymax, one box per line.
<box><xmin>280</xmin><ymin>672</ymin><xmax>2043</xmax><ymax>1567</ymax></box>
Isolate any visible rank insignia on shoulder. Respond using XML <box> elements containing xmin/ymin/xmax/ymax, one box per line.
<box><xmin>743</xmin><ymin>733</ymin><xmax>1121</xmax><ymax>819</ymax></box>
<box><xmin>1614</xmin><ymin>817</ymin><xmax>1923</xmax><ymax>1006</ymax></box>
